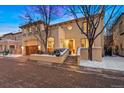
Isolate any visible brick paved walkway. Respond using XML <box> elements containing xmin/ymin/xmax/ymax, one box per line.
<box><xmin>0</xmin><ymin>57</ymin><xmax>124</xmax><ymax>88</ymax></box>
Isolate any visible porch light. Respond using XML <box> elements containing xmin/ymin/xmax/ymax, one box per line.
<box><xmin>38</xmin><ymin>46</ymin><xmax>41</xmax><ymax>50</ymax></box>
<box><xmin>21</xmin><ymin>46</ymin><xmax>24</xmax><ymax>49</ymax></box>
<box><xmin>21</xmin><ymin>46</ymin><xmax>24</xmax><ymax>52</ymax></box>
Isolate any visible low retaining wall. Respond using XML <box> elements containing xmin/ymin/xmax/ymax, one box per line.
<box><xmin>79</xmin><ymin>47</ymin><xmax>102</xmax><ymax>62</ymax></box>
<box><xmin>29</xmin><ymin>49</ymin><xmax>69</xmax><ymax>63</ymax></box>
<box><xmin>119</xmin><ymin>50</ymin><xmax>124</xmax><ymax>57</ymax></box>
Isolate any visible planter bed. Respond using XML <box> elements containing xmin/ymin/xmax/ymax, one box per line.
<box><xmin>29</xmin><ymin>48</ymin><xmax>69</xmax><ymax>63</ymax></box>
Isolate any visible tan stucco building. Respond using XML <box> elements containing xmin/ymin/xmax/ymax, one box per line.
<box><xmin>20</xmin><ymin>17</ymin><xmax>104</xmax><ymax>59</ymax></box>
<box><xmin>111</xmin><ymin>13</ymin><xmax>124</xmax><ymax>56</ymax></box>
<box><xmin>0</xmin><ymin>32</ymin><xmax>22</xmax><ymax>54</ymax></box>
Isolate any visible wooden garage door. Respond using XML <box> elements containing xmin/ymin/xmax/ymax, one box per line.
<box><xmin>26</xmin><ymin>45</ymin><xmax>38</xmax><ymax>55</ymax></box>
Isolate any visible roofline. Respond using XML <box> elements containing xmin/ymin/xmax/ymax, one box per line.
<box><xmin>50</xmin><ymin>17</ymin><xmax>84</xmax><ymax>27</ymax></box>
<box><xmin>2</xmin><ymin>33</ymin><xmax>13</xmax><ymax>37</ymax></box>
<box><xmin>20</xmin><ymin>13</ymin><xmax>102</xmax><ymax>28</ymax></box>
<box><xmin>1</xmin><ymin>32</ymin><xmax>22</xmax><ymax>38</ymax></box>
<box><xmin>13</xmin><ymin>31</ymin><xmax>22</xmax><ymax>35</ymax></box>
<box><xmin>51</xmin><ymin>13</ymin><xmax>103</xmax><ymax>27</ymax></box>
<box><xmin>19</xmin><ymin>20</ymin><xmax>44</xmax><ymax>29</ymax></box>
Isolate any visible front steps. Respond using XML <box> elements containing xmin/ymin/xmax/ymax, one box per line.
<box><xmin>64</xmin><ymin>55</ymin><xmax>79</xmax><ymax>66</ymax></box>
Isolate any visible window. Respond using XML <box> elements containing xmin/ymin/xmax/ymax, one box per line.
<box><xmin>47</xmin><ymin>37</ymin><xmax>55</xmax><ymax>53</ymax></box>
<box><xmin>47</xmin><ymin>37</ymin><xmax>54</xmax><ymax>48</ymax></box>
<box><xmin>29</xmin><ymin>27</ymin><xmax>32</xmax><ymax>33</ymax></box>
<box><xmin>22</xmin><ymin>29</ymin><xmax>26</xmax><ymax>37</ymax></box>
<box><xmin>36</xmin><ymin>24</ymin><xmax>41</xmax><ymax>31</ymax></box>
<box><xmin>81</xmin><ymin>38</ymin><xmax>88</xmax><ymax>48</ymax></box>
<box><xmin>83</xmin><ymin>22</ymin><xmax>87</xmax><ymax>32</ymax></box>
<box><xmin>28</xmin><ymin>28</ymin><xmax>32</xmax><ymax>36</ymax></box>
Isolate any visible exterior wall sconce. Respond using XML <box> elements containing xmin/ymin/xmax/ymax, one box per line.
<box><xmin>21</xmin><ymin>46</ymin><xmax>24</xmax><ymax>50</ymax></box>
<box><xmin>38</xmin><ymin>45</ymin><xmax>41</xmax><ymax>50</ymax></box>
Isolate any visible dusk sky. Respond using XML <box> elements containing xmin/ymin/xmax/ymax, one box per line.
<box><xmin>0</xmin><ymin>5</ymin><xmax>71</xmax><ymax>35</ymax></box>
<box><xmin>0</xmin><ymin>5</ymin><xmax>124</xmax><ymax>36</ymax></box>
<box><xmin>0</xmin><ymin>5</ymin><xmax>27</xmax><ymax>35</ymax></box>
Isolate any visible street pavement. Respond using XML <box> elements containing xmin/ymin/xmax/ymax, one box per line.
<box><xmin>0</xmin><ymin>57</ymin><xmax>124</xmax><ymax>88</ymax></box>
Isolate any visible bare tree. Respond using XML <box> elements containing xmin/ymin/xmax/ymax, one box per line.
<box><xmin>64</xmin><ymin>5</ymin><xmax>122</xmax><ymax>61</ymax></box>
<box><xmin>21</xmin><ymin>5</ymin><xmax>60</xmax><ymax>53</ymax></box>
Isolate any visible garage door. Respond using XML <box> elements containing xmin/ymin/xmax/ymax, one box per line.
<box><xmin>26</xmin><ymin>45</ymin><xmax>38</xmax><ymax>55</ymax></box>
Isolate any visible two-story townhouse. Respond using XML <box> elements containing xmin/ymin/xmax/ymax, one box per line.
<box><xmin>20</xmin><ymin>16</ymin><xmax>104</xmax><ymax>58</ymax></box>
<box><xmin>0</xmin><ymin>32</ymin><xmax>22</xmax><ymax>54</ymax></box>
<box><xmin>111</xmin><ymin>13</ymin><xmax>124</xmax><ymax>56</ymax></box>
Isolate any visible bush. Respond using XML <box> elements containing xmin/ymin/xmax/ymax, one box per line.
<box><xmin>52</xmin><ymin>49</ymin><xmax>61</xmax><ymax>57</ymax></box>
<box><xmin>37</xmin><ymin>50</ymin><xmax>44</xmax><ymax>54</ymax></box>
<box><xmin>55</xmin><ymin>50</ymin><xmax>60</xmax><ymax>57</ymax></box>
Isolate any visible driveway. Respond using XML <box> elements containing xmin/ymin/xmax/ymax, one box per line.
<box><xmin>0</xmin><ymin>57</ymin><xmax>124</xmax><ymax>88</ymax></box>
<box><xmin>80</xmin><ymin>56</ymin><xmax>124</xmax><ymax>71</ymax></box>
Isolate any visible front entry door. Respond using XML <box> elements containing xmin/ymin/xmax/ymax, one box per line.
<box><xmin>68</xmin><ymin>40</ymin><xmax>75</xmax><ymax>54</ymax></box>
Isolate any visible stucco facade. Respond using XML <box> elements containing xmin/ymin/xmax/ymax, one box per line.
<box><xmin>112</xmin><ymin>13</ymin><xmax>124</xmax><ymax>56</ymax></box>
<box><xmin>0</xmin><ymin>32</ymin><xmax>22</xmax><ymax>54</ymax></box>
<box><xmin>20</xmin><ymin>17</ymin><xmax>104</xmax><ymax>57</ymax></box>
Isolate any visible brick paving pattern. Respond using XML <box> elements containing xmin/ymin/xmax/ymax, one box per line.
<box><xmin>0</xmin><ymin>57</ymin><xmax>124</xmax><ymax>88</ymax></box>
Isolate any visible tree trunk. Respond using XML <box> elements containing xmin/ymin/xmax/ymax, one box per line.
<box><xmin>44</xmin><ymin>44</ymin><xmax>48</xmax><ymax>54</ymax></box>
<box><xmin>88</xmin><ymin>40</ymin><xmax>93</xmax><ymax>61</ymax></box>
<box><xmin>44</xmin><ymin>38</ymin><xmax>48</xmax><ymax>54</ymax></box>
<box><xmin>44</xmin><ymin>30</ymin><xmax>48</xmax><ymax>54</ymax></box>
<box><xmin>88</xmin><ymin>46</ymin><xmax>92</xmax><ymax>61</ymax></box>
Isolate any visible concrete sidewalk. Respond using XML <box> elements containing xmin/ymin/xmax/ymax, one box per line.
<box><xmin>80</xmin><ymin>56</ymin><xmax>124</xmax><ymax>71</ymax></box>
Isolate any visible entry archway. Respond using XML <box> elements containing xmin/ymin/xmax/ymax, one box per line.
<box><xmin>47</xmin><ymin>37</ymin><xmax>55</xmax><ymax>53</ymax></box>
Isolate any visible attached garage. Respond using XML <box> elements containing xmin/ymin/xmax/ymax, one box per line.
<box><xmin>26</xmin><ymin>45</ymin><xmax>38</xmax><ymax>55</ymax></box>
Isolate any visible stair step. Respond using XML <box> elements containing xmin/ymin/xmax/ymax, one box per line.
<box><xmin>64</xmin><ymin>55</ymin><xmax>78</xmax><ymax>65</ymax></box>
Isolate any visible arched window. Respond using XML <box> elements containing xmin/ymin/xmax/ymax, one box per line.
<box><xmin>81</xmin><ymin>38</ymin><xmax>88</xmax><ymax>48</ymax></box>
<box><xmin>83</xmin><ymin>22</ymin><xmax>87</xmax><ymax>33</ymax></box>
<box><xmin>47</xmin><ymin>37</ymin><xmax>54</xmax><ymax>49</ymax></box>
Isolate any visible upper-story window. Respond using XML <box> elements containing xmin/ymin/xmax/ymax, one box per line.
<box><xmin>81</xmin><ymin>38</ymin><xmax>94</xmax><ymax>48</ymax></box>
<box><xmin>23</xmin><ymin>29</ymin><xmax>27</xmax><ymax>37</ymax></box>
<box><xmin>36</xmin><ymin>24</ymin><xmax>41</xmax><ymax>31</ymax></box>
<box><xmin>26</xmin><ymin>27</ymin><xmax>32</xmax><ymax>36</ymax></box>
<box><xmin>29</xmin><ymin>27</ymin><xmax>32</xmax><ymax>33</ymax></box>
<box><xmin>32</xmin><ymin>26</ymin><xmax>35</xmax><ymax>31</ymax></box>
<box><xmin>81</xmin><ymin>38</ymin><xmax>88</xmax><ymax>48</ymax></box>
<box><xmin>83</xmin><ymin>22</ymin><xmax>87</xmax><ymax>33</ymax></box>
